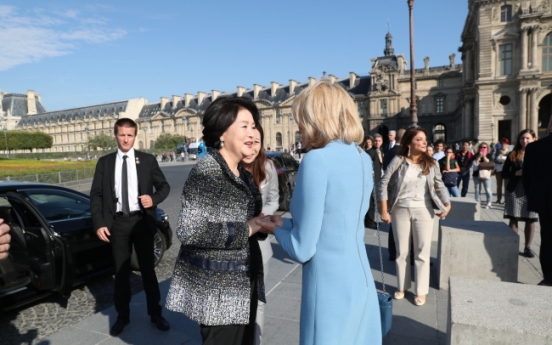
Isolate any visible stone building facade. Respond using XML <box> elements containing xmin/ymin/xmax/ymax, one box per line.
<box><xmin>6</xmin><ymin>0</ymin><xmax>551</xmax><ymax>153</ymax></box>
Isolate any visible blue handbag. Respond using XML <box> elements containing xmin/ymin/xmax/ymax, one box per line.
<box><xmin>376</xmin><ymin>212</ymin><xmax>393</xmax><ymax>337</ymax></box>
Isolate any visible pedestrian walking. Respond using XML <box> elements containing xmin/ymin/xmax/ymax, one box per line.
<box><xmin>472</xmin><ymin>142</ymin><xmax>493</xmax><ymax>208</ymax></box>
<box><xmin>377</xmin><ymin>127</ymin><xmax>450</xmax><ymax>307</ymax></box>
<box><xmin>455</xmin><ymin>140</ymin><xmax>473</xmax><ymax>197</ymax></box>
<box><xmin>241</xmin><ymin>125</ymin><xmax>279</xmax><ymax>345</ymax></box>
<box><xmin>90</xmin><ymin>118</ymin><xmax>171</xmax><ymax>337</ymax></box>
<box><xmin>165</xmin><ymin>97</ymin><xmax>266</xmax><ymax>345</ymax></box>
<box><xmin>523</xmin><ymin>117</ymin><xmax>552</xmax><ymax>286</ymax></box>
<box><xmin>257</xmin><ymin>80</ymin><xmax>382</xmax><ymax>344</ymax></box>
<box><xmin>493</xmin><ymin>138</ymin><xmax>510</xmax><ymax>204</ymax></box>
<box><xmin>503</xmin><ymin>129</ymin><xmax>538</xmax><ymax>258</ymax></box>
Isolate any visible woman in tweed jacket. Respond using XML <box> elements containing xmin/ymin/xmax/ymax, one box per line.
<box><xmin>165</xmin><ymin>97</ymin><xmax>266</xmax><ymax>345</ymax></box>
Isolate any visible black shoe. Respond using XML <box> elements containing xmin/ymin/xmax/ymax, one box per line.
<box><xmin>524</xmin><ymin>248</ymin><xmax>535</xmax><ymax>258</ymax></box>
<box><xmin>110</xmin><ymin>319</ymin><xmax>129</xmax><ymax>337</ymax></box>
<box><xmin>150</xmin><ymin>314</ymin><xmax>170</xmax><ymax>331</ymax></box>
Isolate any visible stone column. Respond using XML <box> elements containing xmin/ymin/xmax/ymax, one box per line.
<box><xmin>521</xmin><ymin>28</ymin><xmax>528</xmax><ymax>71</ymax></box>
<box><xmin>519</xmin><ymin>89</ymin><xmax>527</xmax><ymax>132</ymax></box>
<box><xmin>529</xmin><ymin>89</ymin><xmax>539</xmax><ymax>133</ymax></box>
<box><xmin>531</xmin><ymin>28</ymin><xmax>539</xmax><ymax>70</ymax></box>
<box><xmin>465</xmin><ymin>49</ymin><xmax>472</xmax><ymax>82</ymax></box>
<box><xmin>465</xmin><ymin>98</ymin><xmax>473</xmax><ymax>138</ymax></box>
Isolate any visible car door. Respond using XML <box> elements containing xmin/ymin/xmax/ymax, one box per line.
<box><xmin>21</xmin><ymin>189</ymin><xmax>112</xmax><ymax>281</ymax></box>
<box><xmin>3</xmin><ymin>192</ymin><xmax>74</xmax><ymax>298</ymax></box>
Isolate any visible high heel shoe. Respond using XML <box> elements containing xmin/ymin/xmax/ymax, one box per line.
<box><xmin>524</xmin><ymin>248</ymin><xmax>535</xmax><ymax>258</ymax></box>
<box><xmin>414</xmin><ymin>296</ymin><xmax>426</xmax><ymax>306</ymax></box>
<box><xmin>394</xmin><ymin>291</ymin><xmax>405</xmax><ymax>300</ymax></box>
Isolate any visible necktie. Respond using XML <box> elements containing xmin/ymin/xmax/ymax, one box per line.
<box><xmin>122</xmin><ymin>155</ymin><xmax>130</xmax><ymax>216</ymax></box>
<box><xmin>377</xmin><ymin>149</ymin><xmax>383</xmax><ymax>164</ymax></box>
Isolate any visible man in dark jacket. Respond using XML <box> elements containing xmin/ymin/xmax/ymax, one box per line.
<box><xmin>365</xmin><ymin>134</ymin><xmax>384</xmax><ymax>229</ymax></box>
<box><xmin>523</xmin><ymin>117</ymin><xmax>552</xmax><ymax>286</ymax></box>
<box><xmin>455</xmin><ymin>141</ymin><xmax>473</xmax><ymax>197</ymax></box>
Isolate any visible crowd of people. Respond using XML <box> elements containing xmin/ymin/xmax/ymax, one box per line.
<box><xmin>1</xmin><ymin>80</ymin><xmax>551</xmax><ymax>345</ymax></box>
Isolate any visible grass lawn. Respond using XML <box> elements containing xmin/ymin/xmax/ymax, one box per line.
<box><xmin>0</xmin><ymin>158</ymin><xmax>97</xmax><ymax>178</ymax></box>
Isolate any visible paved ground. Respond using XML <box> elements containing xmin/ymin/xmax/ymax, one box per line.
<box><xmin>2</xmin><ymin>168</ymin><xmax>545</xmax><ymax>345</ymax></box>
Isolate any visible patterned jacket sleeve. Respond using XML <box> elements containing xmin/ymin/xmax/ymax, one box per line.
<box><xmin>376</xmin><ymin>155</ymin><xmax>402</xmax><ymax>203</ymax></box>
<box><xmin>176</xmin><ymin>167</ymin><xmax>250</xmax><ymax>249</ymax></box>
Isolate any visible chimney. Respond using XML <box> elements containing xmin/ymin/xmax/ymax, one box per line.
<box><xmin>27</xmin><ymin>90</ymin><xmax>37</xmax><ymax>115</ymax></box>
<box><xmin>237</xmin><ymin>86</ymin><xmax>246</xmax><ymax>97</ymax></box>
<box><xmin>349</xmin><ymin>72</ymin><xmax>357</xmax><ymax>89</ymax></box>
<box><xmin>270</xmin><ymin>82</ymin><xmax>279</xmax><ymax>97</ymax></box>
<box><xmin>212</xmin><ymin>90</ymin><xmax>220</xmax><ymax>101</ymax></box>
<box><xmin>449</xmin><ymin>53</ymin><xmax>456</xmax><ymax>69</ymax></box>
<box><xmin>197</xmin><ymin>91</ymin><xmax>206</xmax><ymax>105</ymax></box>
<box><xmin>308</xmin><ymin>77</ymin><xmax>316</xmax><ymax>86</ymax></box>
<box><xmin>172</xmin><ymin>95</ymin><xmax>181</xmax><ymax>109</ymax></box>
<box><xmin>329</xmin><ymin>74</ymin><xmax>336</xmax><ymax>84</ymax></box>
<box><xmin>289</xmin><ymin>79</ymin><xmax>297</xmax><ymax>94</ymax></box>
<box><xmin>160</xmin><ymin>97</ymin><xmax>169</xmax><ymax>110</ymax></box>
<box><xmin>184</xmin><ymin>93</ymin><xmax>194</xmax><ymax>107</ymax></box>
<box><xmin>253</xmin><ymin>84</ymin><xmax>262</xmax><ymax>99</ymax></box>
<box><xmin>424</xmin><ymin>56</ymin><xmax>430</xmax><ymax>73</ymax></box>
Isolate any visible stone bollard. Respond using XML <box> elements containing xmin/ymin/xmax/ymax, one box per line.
<box><xmin>447</xmin><ymin>277</ymin><xmax>552</xmax><ymax>345</ymax></box>
<box><xmin>432</xmin><ymin>199</ymin><xmax>480</xmax><ymax>244</ymax></box>
<box><xmin>437</xmin><ymin>220</ymin><xmax>519</xmax><ymax>290</ymax></box>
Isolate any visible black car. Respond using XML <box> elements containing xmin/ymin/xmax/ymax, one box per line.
<box><xmin>0</xmin><ymin>182</ymin><xmax>172</xmax><ymax>310</ymax></box>
<box><xmin>266</xmin><ymin>152</ymin><xmax>300</xmax><ymax>211</ymax></box>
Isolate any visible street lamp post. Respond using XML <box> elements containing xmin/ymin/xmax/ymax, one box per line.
<box><xmin>2</xmin><ymin>126</ymin><xmax>8</xmax><ymax>158</ymax></box>
<box><xmin>408</xmin><ymin>0</ymin><xmax>418</xmax><ymax>127</ymax></box>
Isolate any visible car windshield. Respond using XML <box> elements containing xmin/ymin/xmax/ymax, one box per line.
<box><xmin>23</xmin><ymin>189</ymin><xmax>91</xmax><ymax>221</ymax></box>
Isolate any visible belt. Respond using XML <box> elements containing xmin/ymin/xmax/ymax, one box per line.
<box><xmin>179</xmin><ymin>251</ymin><xmax>249</xmax><ymax>272</ymax></box>
<box><xmin>115</xmin><ymin>211</ymin><xmax>142</xmax><ymax>218</ymax></box>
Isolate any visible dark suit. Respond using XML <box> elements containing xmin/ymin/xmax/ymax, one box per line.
<box><xmin>90</xmin><ymin>150</ymin><xmax>170</xmax><ymax>320</ymax></box>
<box><xmin>365</xmin><ymin>148</ymin><xmax>383</xmax><ymax>229</ymax></box>
<box><xmin>523</xmin><ymin>135</ymin><xmax>552</xmax><ymax>284</ymax></box>
<box><xmin>381</xmin><ymin>144</ymin><xmax>400</xmax><ymax>258</ymax></box>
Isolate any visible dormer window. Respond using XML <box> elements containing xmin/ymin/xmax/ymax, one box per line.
<box><xmin>501</xmin><ymin>5</ymin><xmax>512</xmax><ymax>22</ymax></box>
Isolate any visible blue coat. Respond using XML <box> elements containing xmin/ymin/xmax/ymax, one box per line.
<box><xmin>274</xmin><ymin>141</ymin><xmax>382</xmax><ymax>345</ymax></box>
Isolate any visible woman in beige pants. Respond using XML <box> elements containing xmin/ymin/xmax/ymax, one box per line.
<box><xmin>377</xmin><ymin>128</ymin><xmax>451</xmax><ymax>306</ymax></box>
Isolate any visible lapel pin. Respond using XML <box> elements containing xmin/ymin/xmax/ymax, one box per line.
<box><xmin>135</xmin><ymin>157</ymin><xmax>140</xmax><ymax>165</ymax></box>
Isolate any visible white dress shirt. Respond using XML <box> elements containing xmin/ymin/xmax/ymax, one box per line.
<box><xmin>389</xmin><ymin>141</ymin><xmax>396</xmax><ymax>150</ymax></box>
<box><xmin>115</xmin><ymin>148</ymin><xmax>140</xmax><ymax>212</ymax></box>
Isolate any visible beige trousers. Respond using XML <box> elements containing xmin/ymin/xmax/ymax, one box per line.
<box><xmin>391</xmin><ymin>205</ymin><xmax>435</xmax><ymax>296</ymax></box>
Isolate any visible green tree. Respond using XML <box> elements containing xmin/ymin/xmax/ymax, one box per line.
<box><xmin>154</xmin><ymin>133</ymin><xmax>186</xmax><ymax>150</ymax></box>
<box><xmin>5</xmin><ymin>131</ymin><xmax>53</xmax><ymax>152</ymax></box>
<box><xmin>89</xmin><ymin>132</ymin><xmax>117</xmax><ymax>151</ymax></box>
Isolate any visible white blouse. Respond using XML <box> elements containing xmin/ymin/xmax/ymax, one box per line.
<box><xmin>395</xmin><ymin>162</ymin><xmax>432</xmax><ymax>208</ymax></box>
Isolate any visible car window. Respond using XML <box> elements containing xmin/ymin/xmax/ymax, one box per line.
<box><xmin>269</xmin><ymin>156</ymin><xmax>283</xmax><ymax>169</ymax></box>
<box><xmin>0</xmin><ymin>196</ymin><xmax>42</xmax><ymax>228</ymax></box>
<box><xmin>22</xmin><ymin>189</ymin><xmax>91</xmax><ymax>222</ymax></box>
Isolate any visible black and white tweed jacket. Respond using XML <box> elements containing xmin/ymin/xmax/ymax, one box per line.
<box><xmin>165</xmin><ymin>149</ymin><xmax>264</xmax><ymax>326</ymax></box>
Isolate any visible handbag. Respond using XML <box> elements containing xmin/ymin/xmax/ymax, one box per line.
<box><xmin>479</xmin><ymin>168</ymin><xmax>491</xmax><ymax>180</ymax></box>
<box><xmin>357</xmin><ymin>146</ymin><xmax>393</xmax><ymax>337</ymax></box>
<box><xmin>479</xmin><ymin>161</ymin><xmax>495</xmax><ymax>170</ymax></box>
<box><xmin>442</xmin><ymin>172</ymin><xmax>458</xmax><ymax>187</ymax></box>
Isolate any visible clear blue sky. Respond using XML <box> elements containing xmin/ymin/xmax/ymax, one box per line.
<box><xmin>0</xmin><ymin>0</ymin><xmax>468</xmax><ymax>111</ymax></box>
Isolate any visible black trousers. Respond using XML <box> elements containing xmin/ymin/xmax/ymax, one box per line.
<box><xmin>538</xmin><ymin>213</ymin><xmax>552</xmax><ymax>284</ymax></box>
<box><xmin>111</xmin><ymin>214</ymin><xmax>161</xmax><ymax>320</ymax></box>
<box><xmin>200</xmin><ymin>276</ymin><xmax>258</xmax><ymax>345</ymax></box>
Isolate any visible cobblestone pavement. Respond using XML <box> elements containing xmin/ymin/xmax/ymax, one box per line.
<box><xmin>0</xmin><ymin>164</ymin><xmax>189</xmax><ymax>345</ymax></box>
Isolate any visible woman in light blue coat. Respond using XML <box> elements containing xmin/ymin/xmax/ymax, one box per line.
<box><xmin>258</xmin><ymin>80</ymin><xmax>382</xmax><ymax>345</ymax></box>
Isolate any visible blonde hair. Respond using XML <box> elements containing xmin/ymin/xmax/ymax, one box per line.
<box><xmin>292</xmin><ymin>80</ymin><xmax>364</xmax><ymax>150</ymax></box>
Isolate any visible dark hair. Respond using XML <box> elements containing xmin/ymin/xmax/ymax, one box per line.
<box><xmin>462</xmin><ymin>140</ymin><xmax>470</xmax><ymax>146</ymax></box>
<box><xmin>510</xmin><ymin>129</ymin><xmax>536</xmax><ymax>163</ymax></box>
<box><xmin>202</xmin><ymin>97</ymin><xmax>260</xmax><ymax>148</ymax></box>
<box><xmin>434</xmin><ymin>139</ymin><xmax>445</xmax><ymax>146</ymax></box>
<box><xmin>477</xmin><ymin>142</ymin><xmax>489</xmax><ymax>154</ymax></box>
<box><xmin>398</xmin><ymin>127</ymin><xmax>435</xmax><ymax>175</ymax></box>
<box><xmin>501</xmin><ymin>137</ymin><xmax>510</xmax><ymax>145</ymax></box>
<box><xmin>114</xmin><ymin>118</ymin><xmax>138</xmax><ymax>135</ymax></box>
<box><xmin>243</xmin><ymin>124</ymin><xmax>268</xmax><ymax>188</ymax></box>
<box><xmin>363</xmin><ymin>135</ymin><xmax>374</xmax><ymax>150</ymax></box>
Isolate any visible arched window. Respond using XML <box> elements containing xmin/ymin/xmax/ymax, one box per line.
<box><xmin>276</xmin><ymin>132</ymin><xmax>283</xmax><ymax>147</ymax></box>
<box><xmin>434</xmin><ymin>124</ymin><xmax>446</xmax><ymax>142</ymax></box>
<box><xmin>139</xmin><ymin>141</ymin><xmax>144</xmax><ymax>150</ymax></box>
<box><xmin>295</xmin><ymin>131</ymin><xmax>302</xmax><ymax>144</ymax></box>
<box><xmin>543</xmin><ymin>33</ymin><xmax>552</xmax><ymax>71</ymax></box>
